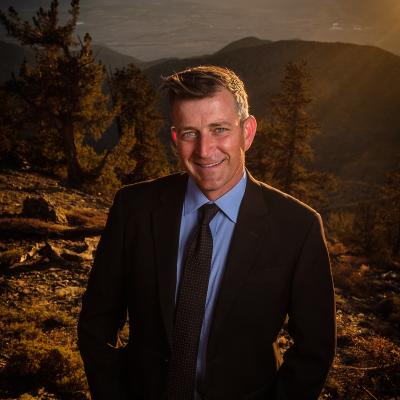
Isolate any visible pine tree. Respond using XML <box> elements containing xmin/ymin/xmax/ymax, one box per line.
<box><xmin>248</xmin><ymin>60</ymin><xmax>335</xmax><ymax>207</ymax></box>
<box><xmin>0</xmin><ymin>87</ymin><xmax>24</xmax><ymax>166</ymax></box>
<box><xmin>109</xmin><ymin>63</ymin><xmax>170</xmax><ymax>183</ymax></box>
<box><xmin>0</xmin><ymin>0</ymin><xmax>136</xmax><ymax>188</ymax></box>
<box><xmin>246</xmin><ymin>118</ymin><xmax>275</xmax><ymax>185</ymax></box>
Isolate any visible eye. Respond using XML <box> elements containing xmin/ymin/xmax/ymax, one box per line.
<box><xmin>180</xmin><ymin>130</ymin><xmax>197</xmax><ymax>140</ymax></box>
<box><xmin>214</xmin><ymin>127</ymin><xmax>228</xmax><ymax>134</ymax></box>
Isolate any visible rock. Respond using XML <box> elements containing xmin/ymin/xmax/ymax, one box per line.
<box><xmin>60</xmin><ymin>249</ymin><xmax>83</xmax><ymax>263</ymax></box>
<box><xmin>358</xmin><ymin>319</ymin><xmax>374</xmax><ymax>330</ymax></box>
<box><xmin>341</xmin><ymin>351</ymin><xmax>358</xmax><ymax>365</ymax></box>
<box><xmin>0</xmin><ymin>248</ymin><xmax>24</xmax><ymax>268</ymax></box>
<box><xmin>63</xmin><ymin>240</ymin><xmax>89</xmax><ymax>253</ymax></box>
<box><xmin>376</xmin><ymin>297</ymin><xmax>396</xmax><ymax>318</ymax></box>
<box><xmin>19</xmin><ymin>243</ymin><xmax>42</xmax><ymax>263</ymax></box>
<box><xmin>38</xmin><ymin>242</ymin><xmax>64</xmax><ymax>262</ymax></box>
<box><xmin>337</xmin><ymin>334</ymin><xmax>354</xmax><ymax>347</ymax></box>
<box><xmin>21</xmin><ymin>195</ymin><xmax>67</xmax><ymax>224</ymax></box>
<box><xmin>55</xmin><ymin>286</ymin><xmax>83</xmax><ymax>298</ymax></box>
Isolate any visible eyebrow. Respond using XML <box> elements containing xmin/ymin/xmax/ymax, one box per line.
<box><xmin>176</xmin><ymin>126</ymin><xmax>197</xmax><ymax>133</ymax></box>
<box><xmin>174</xmin><ymin>120</ymin><xmax>235</xmax><ymax>133</ymax></box>
<box><xmin>208</xmin><ymin>121</ymin><xmax>234</xmax><ymax>127</ymax></box>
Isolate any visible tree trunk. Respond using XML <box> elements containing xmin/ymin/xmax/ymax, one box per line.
<box><xmin>62</xmin><ymin>122</ymin><xmax>83</xmax><ymax>185</ymax></box>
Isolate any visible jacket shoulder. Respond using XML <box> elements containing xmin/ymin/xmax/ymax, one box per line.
<box><xmin>252</xmin><ymin>178</ymin><xmax>322</xmax><ymax>226</ymax></box>
<box><xmin>114</xmin><ymin>172</ymin><xmax>187</xmax><ymax>204</ymax></box>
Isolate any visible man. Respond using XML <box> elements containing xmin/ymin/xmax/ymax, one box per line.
<box><xmin>78</xmin><ymin>65</ymin><xmax>336</xmax><ymax>400</ymax></box>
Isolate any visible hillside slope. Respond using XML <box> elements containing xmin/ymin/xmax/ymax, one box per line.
<box><xmin>0</xmin><ymin>169</ymin><xmax>399</xmax><ymax>399</ymax></box>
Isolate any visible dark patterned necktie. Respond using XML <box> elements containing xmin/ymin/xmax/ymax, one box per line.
<box><xmin>166</xmin><ymin>203</ymin><xmax>220</xmax><ymax>400</ymax></box>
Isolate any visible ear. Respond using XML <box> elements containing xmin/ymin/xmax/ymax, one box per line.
<box><xmin>171</xmin><ymin>127</ymin><xmax>177</xmax><ymax>143</ymax></box>
<box><xmin>242</xmin><ymin>115</ymin><xmax>257</xmax><ymax>151</ymax></box>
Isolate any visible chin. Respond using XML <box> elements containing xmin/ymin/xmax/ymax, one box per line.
<box><xmin>196</xmin><ymin>178</ymin><xmax>227</xmax><ymax>194</ymax></box>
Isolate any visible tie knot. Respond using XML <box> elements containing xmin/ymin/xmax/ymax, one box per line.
<box><xmin>200</xmin><ymin>203</ymin><xmax>219</xmax><ymax>226</ymax></box>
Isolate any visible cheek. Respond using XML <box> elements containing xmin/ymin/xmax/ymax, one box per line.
<box><xmin>176</xmin><ymin>143</ymin><xmax>193</xmax><ymax>160</ymax></box>
<box><xmin>219</xmin><ymin>136</ymin><xmax>245</xmax><ymax>156</ymax></box>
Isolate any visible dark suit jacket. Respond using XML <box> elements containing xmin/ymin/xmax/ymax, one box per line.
<box><xmin>78</xmin><ymin>171</ymin><xmax>336</xmax><ymax>400</ymax></box>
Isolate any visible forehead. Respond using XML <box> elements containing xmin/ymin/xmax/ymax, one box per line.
<box><xmin>171</xmin><ymin>87</ymin><xmax>239</xmax><ymax>125</ymax></box>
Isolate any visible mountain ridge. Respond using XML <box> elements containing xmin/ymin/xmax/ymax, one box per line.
<box><xmin>1</xmin><ymin>38</ymin><xmax>399</xmax><ymax>186</ymax></box>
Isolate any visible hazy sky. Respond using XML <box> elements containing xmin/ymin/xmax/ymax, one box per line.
<box><xmin>0</xmin><ymin>0</ymin><xmax>399</xmax><ymax>61</ymax></box>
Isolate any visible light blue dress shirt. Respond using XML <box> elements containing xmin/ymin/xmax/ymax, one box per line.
<box><xmin>176</xmin><ymin>171</ymin><xmax>247</xmax><ymax>397</ymax></box>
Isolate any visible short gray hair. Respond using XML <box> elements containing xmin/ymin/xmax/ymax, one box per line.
<box><xmin>162</xmin><ymin>65</ymin><xmax>249</xmax><ymax>120</ymax></box>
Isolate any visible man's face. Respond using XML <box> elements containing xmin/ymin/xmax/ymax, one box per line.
<box><xmin>171</xmin><ymin>87</ymin><xmax>257</xmax><ymax>200</ymax></box>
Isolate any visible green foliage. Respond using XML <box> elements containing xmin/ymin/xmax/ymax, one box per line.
<box><xmin>110</xmin><ymin>63</ymin><xmax>170</xmax><ymax>183</ymax></box>
<box><xmin>91</xmin><ymin>127</ymin><xmax>137</xmax><ymax>196</ymax></box>
<box><xmin>0</xmin><ymin>86</ymin><xmax>28</xmax><ymax>166</ymax></box>
<box><xmin>246</xmin><ymin>118</ymin><xmax>275</xmax><ymax>183</ymax></box>
<box><xmin>0</xmin><ymin>88</ymin><xmax>14</xmax><ymax>157</ymax></box>
<box><xmin>248</xmin><ymin>60</ymin><xmax>336</xmax><ymax>208</ymax></box>
<box><xmin>0</xmin><ymin>0</ymin><xmax>137</xmax><ymax>192</ymax></box>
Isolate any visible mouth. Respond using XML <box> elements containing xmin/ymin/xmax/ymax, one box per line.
<box><xmin>193</xmin><ymin>159</ymin><xmax>226</xmax><ymax>168</ymax></box>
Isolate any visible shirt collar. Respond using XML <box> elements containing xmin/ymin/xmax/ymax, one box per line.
<box><xmin>183</xmin><ymin>171</ymin><xmax>247</xmax><ymax>223</ymax></box>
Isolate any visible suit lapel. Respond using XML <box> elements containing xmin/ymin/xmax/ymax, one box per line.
<box><xmin>207</xmin><ymin>173</ymin><xmax>270</xmax><ymax>359</ymax></box>
<box><xmin>152</xmin><ymin>174</ymin><xmax>187</xmax><ymax>349</ymax></box>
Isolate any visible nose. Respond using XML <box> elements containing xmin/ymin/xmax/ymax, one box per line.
<box><xmin>196</xmin><ymin>133</ymin><xmax>214</xmax><ymax>159</ymax></box>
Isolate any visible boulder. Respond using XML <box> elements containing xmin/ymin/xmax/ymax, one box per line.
<box><xmin>21</xmin><ymin>196</ymin><xmax>67</xmax><ymax>224</ymax></box>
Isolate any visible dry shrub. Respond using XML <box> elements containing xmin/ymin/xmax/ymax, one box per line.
<box><xmin>350</xmin><ymin>335</ymin><xmax>400</xmax><ymax>398</ymax></box>
<box><xmin>2</xmin><ymin>339</ymin><xmax>88</xmax><ymax>399</ymax></box>
<box><xmin>0</xmin><ymin>303</ymin><xmax>88</xmax><ymax>399</ymax></box>
<box><xmin>332</xmin><ymin>261</ymin><xmax>371</xmax><ymax>297</ymax></box>
<box><xmin>325</xmin><ymin>334</ymin><xmax>400</xmax><ymax>399</ymax></box>
<box><xmin>328</xmin><ymin>241</ymin><xmax>349</xmax><ymax>258</ymax></box>
<box><xmin>0</xmin><ymin>218</ymin><xmax>69</xmax><ymax>236</ymax></box>
<box><xmin>352</xmin><ymin>335</ymin><xmax>400</xmax><ymax>366</ymax></box>
<box><xmin>65</xmin><ymin>208</ymin><xmax>106</xmax><ymax>228</ymax></box>
<box><xmin>327</xmin><ymin>212</ymin><xmax>355</xmax><ymax>244</ymax></box>
<box><xmin>17</xmin><ymin>387</ymin><xmax>57</xmax><ymax>399</ymax></box>
<box><xmin>0</xmin><ymin>217</ymin><xmax>102</xmax><ymax>239</ymax></box>
<box><xmin>0</xmin><ymin>304</ymin><xmax>74</xmax><ymax>340</ymax></box>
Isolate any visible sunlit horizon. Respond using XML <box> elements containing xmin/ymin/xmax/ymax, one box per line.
<box><xmin>0</xmin><ymin>0</ymin><xmax>399</xmax><ymax>61</ymax></box>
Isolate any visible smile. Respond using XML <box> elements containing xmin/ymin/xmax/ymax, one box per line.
<box><xmin>194</xmin><ymin>159</ymin><xmax>226</xmax><ymax>168</ymax></box>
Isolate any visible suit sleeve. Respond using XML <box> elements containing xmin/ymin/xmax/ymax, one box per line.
<box><xmin>77</xmin><ymin>189</ymin><xmax>129</xmax><ymax>400</ymax></box>
<box><xmin>273</xmin><ymin>213</ymin><xmax>336</xmax><ymax>400</ymax></box>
